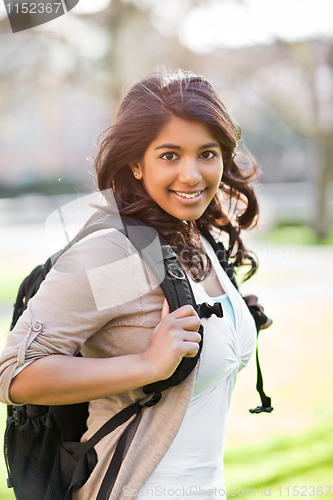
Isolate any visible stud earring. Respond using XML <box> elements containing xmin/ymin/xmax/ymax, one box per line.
<box><xmin>134</xmin><ymin>173</ymin><xmax>141</xmax><ymax>179</ymax></box>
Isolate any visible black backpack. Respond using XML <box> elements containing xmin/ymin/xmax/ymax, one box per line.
<box><xmin>3</xmin><ymin>216</ymin><xmax>272</xmax><ymax>500</ymax></box>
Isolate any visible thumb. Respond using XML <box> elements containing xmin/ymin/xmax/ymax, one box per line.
<box><xmin>161</xmin><ymin>299</ymin><xmax>170</xmax><ymax>319</ymax></box>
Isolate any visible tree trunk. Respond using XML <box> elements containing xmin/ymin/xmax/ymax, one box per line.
<box><xmin>314</xmin><ymin>132</ymin><xmax>333</xmax><ymax>239</ymax></box>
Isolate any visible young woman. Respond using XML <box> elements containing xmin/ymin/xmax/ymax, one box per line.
<box><xmin>0</xmin><ymin>71</ymin><xmax>271</xmax><ymax>499</ymax></box>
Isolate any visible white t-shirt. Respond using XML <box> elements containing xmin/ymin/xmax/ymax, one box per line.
<box><xmin>136</xmin><ymin>237</ymin><xmax>257</xmax><ymax>500</ymax></box>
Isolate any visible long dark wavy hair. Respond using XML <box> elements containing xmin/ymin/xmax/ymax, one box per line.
<box><xmin>93</xmin><ymin>70</ymin><xmax>260</xmax><ymax>282</ymax></box>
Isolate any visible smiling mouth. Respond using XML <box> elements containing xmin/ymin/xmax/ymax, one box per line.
<box><xmin>172</xmin><ymin>189</ymin><xmax>205</xmax><ymax>199</ymax></box>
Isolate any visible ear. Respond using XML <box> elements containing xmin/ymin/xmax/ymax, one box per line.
<box><xmin>129</xmin><ymin>162</ymin><xmax>143</xmax><ymax>180</ymax></box>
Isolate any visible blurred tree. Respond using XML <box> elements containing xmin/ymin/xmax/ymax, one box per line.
<box><xmin>0</xmin><ymin>0</ymin><xmax>198</xmax><ymax>106</ymax></box>
<box><xmin>74</xmin><ymin>0</ymin><xmax>198</xmax><ymax>105</ymax></box>
<box><xmin>249</xmin><ymin>40</ymin><xmax>333</xmax><ymax>239</ymax></box>
<box><xmin>306</xmin><ymin>42</ymin><xmax>333</xmax><ymax>239</ymax></box>
<box><xmin>192</xmin><ymin>38</ymin><xmax>333</xmax><ymax>238</ymax></box>
<box><xmin>0</xmin><ymin>0</ymin><xmax>199</xmax><ymax>188</ymax></box>
<box><xmin>0</xmin><ymin>0</ymin><xmax>332</xmax><ymax>236</ymax></box>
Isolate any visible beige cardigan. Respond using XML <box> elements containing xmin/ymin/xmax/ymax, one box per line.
<box><xmin>0</xmin><ymin>229</ymin><xmax>198</xmax><ymax>499</ymax></box>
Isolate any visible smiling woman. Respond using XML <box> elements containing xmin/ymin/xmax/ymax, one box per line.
<box><xmin>95</xmin><ymin>71</ymin><xmax>259</xmax><ymax>280</ymax></box>
<box><xmin>0</xmin><ymin>70</ymin><xmax>271</xmax><ymax>500</ymax></box>
<box><xmin>129</xmin><ymin>117</ymin><xmax>224</xmax><ymax>222</ymax></box>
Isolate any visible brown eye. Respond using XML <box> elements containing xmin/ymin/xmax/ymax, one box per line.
<box><xmin>161</xmin><ymin>152</ymin><xmax>178</xmax><ymax>161</ymax></box>
<box><xmin>200</xmin><ymin>151</ymin><xmax>216</xmax><ymax>159</ymax></box>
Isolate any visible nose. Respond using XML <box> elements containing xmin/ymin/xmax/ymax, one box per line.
<box><xmin>177</xmin><ymin>158</ymin><xmax>202</xmax><ymax>185</ymax></box>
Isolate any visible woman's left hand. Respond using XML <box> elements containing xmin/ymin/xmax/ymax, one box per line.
<box><xmin>243</xmin><ymin>295</ymin><xmax>273</xmax><ymax>330</ymax></box>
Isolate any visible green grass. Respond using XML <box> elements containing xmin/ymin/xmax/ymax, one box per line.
<box><xmin>225</xmin><ymin>416</ymin><xmax>333</xmax><ymax>498</ymax></box>
<box><xmin>257</xmin><ymin>224</ymin><xmax>333</xmax><ymax>246</ymax></box>
<box><xmin>0</xmin><ymin>254</ymin><xmax>44</xmax><ymax>304</ymax></box>
<box><xmin>0</xmin><ymin>278</ymin><xmax>21</xmax><ymax>305</ymax></box>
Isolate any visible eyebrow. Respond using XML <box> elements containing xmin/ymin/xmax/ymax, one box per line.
<box><xmin>154</xmin><ymin>142</ymin><xmax>220</xmax><ymax>151</ymax></box>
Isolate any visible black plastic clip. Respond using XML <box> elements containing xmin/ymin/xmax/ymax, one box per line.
<box><xmin>198</xmin><ymin>302</ymin><xmax>223</xmax><ymax>319</ymax></box>
<box><xmin>13</xmin><ymin>409</ymin><xmax>23</xmax><ymax>425</ymax></box>
<box><xmin>139</xmin><ymin>392</ymin><xmax>162</xmax><ymax>407</ymax></box>
<box><xmin>7</xmin><ymin>477</ymin><xmax>15</xmax><ymax>488</ymax></box>
<box><xmin>249</xmin><ymin>405</ymin><xmax>274</xmax><ymax>414</ymax></box>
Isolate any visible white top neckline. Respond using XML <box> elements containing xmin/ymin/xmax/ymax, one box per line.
<box><xmin>136</xmin><ymin>235</ymin><xmax>257</xmax><ymax>500</ymax></box>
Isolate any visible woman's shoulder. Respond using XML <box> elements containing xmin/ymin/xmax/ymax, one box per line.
<box><xmin>53</xmin><ymin>227</ymin><xmax>136</xmax><ymax>274</ymax></box>
<box><xmin>49</xmin><ymin>226</ymin><xmax>163</xmax><ymax>311</ymax></box>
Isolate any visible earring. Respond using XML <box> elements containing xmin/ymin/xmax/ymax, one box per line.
<box><xmin>134</xmin><ymin>173</ymin><xmax>141</xmax><ymax>179</ymax></box>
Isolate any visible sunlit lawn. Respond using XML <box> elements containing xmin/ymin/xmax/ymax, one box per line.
<box><xmin>223</xmin><ymin>294</ymin><xmax>333</xmax><ymax>499</ymax></box>
<box><xmin>0</xmin><ymin>241</ymin><xmax>332</xmax><ymax>499</ymax></box>
<box><xmin>225</xmin><ymin>417</ymin><xmax>333</xmax><ymax>498</ymax></box>
<box><xmin>257</xmin><ymin>224</ymin><xmax>333</xmax><ymax>246</ymax></box>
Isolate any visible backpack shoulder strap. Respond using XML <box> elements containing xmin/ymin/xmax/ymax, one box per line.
<box><xmin>64</xmin><ymin>216</ymin><xmax>205</xmax><ymax>497</ymax></box>
<box><xmin>200</xmin><ymin>227</ymin><xmax>273</xmax><ymax>414</ymax></box>
<box><xmin>11</xmin><ymin>214</ymin><xmax>203</xmax><ymax>393</ymax></box>
<box><xmin>7</xmin><ymin>215</ymin><xmax>204</xmax><ymax>499</ymax></box>
<box><xmin>115</xmin><ymin>216</ymin><xmax>204</xmax><ymax>394</ymax></box>
<box><xmin>199</xmin><ymin>227</ymin><xmax>238</xmax><ymax>289</ymax></box>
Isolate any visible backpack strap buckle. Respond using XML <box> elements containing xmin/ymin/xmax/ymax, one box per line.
<box><xmin>249</xmin><ymin>405</ymin><xmax>274</xmax><ymax>414</ymax></box>
<box><xmin>13</xmin><ymin>408</ymin><xmax>23</xmax><ymax>425</ymax></box>
<box><xmin>166</xmin><ymin>262</ymin><xmax>186</xmax><ymax>280</ymax></box>
<box><xmin>198</xmin><ymin>302</ymin><xmax>223</xmax><ymax>319</ymax></box>
<box><xmin>139</xmin><ymin>392</ymin><xmax>162</xmax><ymax>407</ymax></box>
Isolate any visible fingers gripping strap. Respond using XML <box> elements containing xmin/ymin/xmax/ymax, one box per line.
<box><xmin>143</xmin><ymin>257</ymin><xmax>203</xmax><ymax>395</ymax></box>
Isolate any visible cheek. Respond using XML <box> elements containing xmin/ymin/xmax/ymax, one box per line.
<box><xmin>143</xmin><ymin>165</ymin><xmax>173</xmax><ymax>191</ymax></box>
<box><xmin>208</xmin><ymin>163</ymin><xmax>223</xmax><ymax>186</ymax></box>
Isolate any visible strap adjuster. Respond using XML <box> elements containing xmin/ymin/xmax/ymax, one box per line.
<box><xmin>139</xmin><ymin>392</ymin><xmax>162</xmax><ymax>407</ymax></box>
<box><xmin>167</xmin><ymin>262</ymin><xmax>186</xmax><ymax>280</ymax></box>
<box><xmin>13</xmin><ymin>409</ymin><xmax>23</xmax><ymax>425</ymax></box>
<box><xmin>249</xmin><ymin>405</ymin><xmax>274</xmax><ymax>414</ymax></box>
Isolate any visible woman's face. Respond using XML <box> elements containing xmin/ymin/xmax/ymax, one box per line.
<box><xmin>131</xmin><ymin>116</ymin><xmax>223</xmax><ymax>221</ymax></box>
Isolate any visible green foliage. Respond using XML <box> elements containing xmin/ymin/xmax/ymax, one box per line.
<box><xmin>258</xmin><ymin>224</ymin><xmax>333</xmax><ymax>246</ymax></box>
<box><xmin>225</xmin><ymin>417</ymin><xmax>333</xmax><ymax>497</ymax></box>
<box><xmin>0</xmin><ymin>255</ymin><xmax>44</xmax><ymax>304</ymax></box>
<box><xmin>0</xmin><ymin>278</ymin><xmax>21</xmax><ymax>305</ymax></box>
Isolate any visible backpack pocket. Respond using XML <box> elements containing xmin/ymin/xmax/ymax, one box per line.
<box><xmin>60</xmin><ymin>441</ymin><xmax>98</xmax><ymax>495</ymax></box>
<box><xmin>5</xmin><ymin>408</ymin><xmax>66</xmax><ymax>500</ymax></box>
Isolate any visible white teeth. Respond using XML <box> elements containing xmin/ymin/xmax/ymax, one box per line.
<box><xmin>174</xmin><ymin>190</ymin><xmax>203</xmax><ymax>199</ymax></box>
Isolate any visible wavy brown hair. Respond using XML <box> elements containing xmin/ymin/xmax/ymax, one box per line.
<box><xmin>93</xmin><ymin>71</ymin><xmax>260</xmax><ymax>281</ymax></box>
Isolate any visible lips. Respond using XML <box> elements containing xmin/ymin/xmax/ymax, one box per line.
<box><xmin>171</xmin><ymin>189</ymin><xmax>205</xmax><ymax>199</ymax></box>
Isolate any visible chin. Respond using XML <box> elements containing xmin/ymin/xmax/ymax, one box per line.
<box><xmin>172</xmin><ymin>210</ymin><xmax>205</xmax><ymax>222</ymax></box>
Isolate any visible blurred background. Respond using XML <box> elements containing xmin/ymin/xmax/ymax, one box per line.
<box><xmin>0</xmin><ymin>0</ymin><xmax>332</xmax><ymax>498</ymax></box>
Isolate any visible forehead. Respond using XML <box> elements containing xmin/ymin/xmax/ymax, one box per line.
<box><xmin>149</xmin><ymin>116</ymin><xmax>218</xmax><ymax>148</ymax></box>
